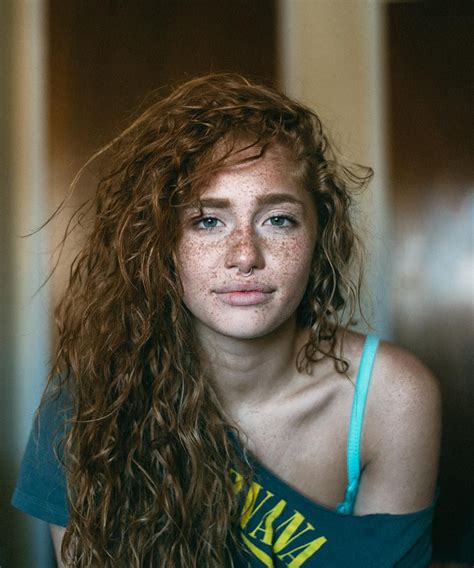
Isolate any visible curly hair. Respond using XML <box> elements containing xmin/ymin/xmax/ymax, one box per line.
<box><xmin>42</xmin><ymin>73</ymin><xmax>372</xmax><ymax>566</ymax></box>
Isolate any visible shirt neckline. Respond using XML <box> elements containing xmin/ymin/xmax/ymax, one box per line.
<box><xmin>236</xmin><ymin>437</ymin><xmax>438</xmax><ymax>520</ymax></box>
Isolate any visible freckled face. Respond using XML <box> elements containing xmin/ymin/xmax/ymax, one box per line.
<box><xmin>176</xmin><ymin>144</ymin><xmax>318</xmax><ymax>340</ymax></box>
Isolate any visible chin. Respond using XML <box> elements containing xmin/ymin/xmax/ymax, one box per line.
<box><xmin>200</xmin><ymin>314</ymin><xmax>295</xmax><ymax>341</ymax></box>
<box><xmin>221</xmin><ymin>328</ymin><xmax>274</xmax><ymax>340</ymax></box>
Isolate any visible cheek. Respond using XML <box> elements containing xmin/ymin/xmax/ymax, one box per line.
<box><xmin>268</xmin><ymin>234</ymin><xmax>315</xmax><ymax>276</ymax></box>
<box><xmin>176</xmin><ymin>240</ymin><xmax>219</xmax><ymax>286</ymax></box>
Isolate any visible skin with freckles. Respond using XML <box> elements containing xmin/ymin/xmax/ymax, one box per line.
<box><xmin>176</xmin><ymin>143</ymin><xmax>318</xmax><ymax>344</ymax></box>
<box><xmin>174</xmin><ymin>143</ymin><xmax>441</xmax><ymax>520</ymax></box>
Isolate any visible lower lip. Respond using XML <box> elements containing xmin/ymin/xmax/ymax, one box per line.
<box><xmin>216</xmin><ymin>291</ymin><xmax>273</xmax><ymax>306</ymax></box>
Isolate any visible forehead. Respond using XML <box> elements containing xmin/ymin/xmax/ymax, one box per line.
<box><xmin>200</xmin><ymin>143</ymin><xmax>306</xmax><ymax>200</ymax></box>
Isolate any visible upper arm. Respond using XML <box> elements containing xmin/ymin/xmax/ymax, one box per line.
<box><xmin>354</xmin><ymin>341</ymin><xmax>442</xmax><ymax>515</ymax></box>
<box><xmin>50</xmin><ymin>523</ymin><xmax>66</xmax><ymax>567</ymax></box>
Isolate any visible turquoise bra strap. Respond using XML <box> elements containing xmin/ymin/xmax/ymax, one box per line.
<box><xmin>336</xmin><ymin>334</ymin><xmax>380</xmax><ymax>514</ymax></box>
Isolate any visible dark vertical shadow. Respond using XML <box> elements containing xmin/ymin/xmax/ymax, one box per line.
<box><xmin>0</xmin><ymin>0</ymin><xmax>19</xmax><ymax>565</ymax></box>
<box><xmin>386</xmin><ymin>1</ymin><xmax>474</xmax><ymax>562</ymax></box>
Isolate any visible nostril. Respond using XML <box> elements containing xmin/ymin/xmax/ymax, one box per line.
<box><xmin>224</xmin><ymin>232</ymin><xmax>264</xmax><ymax>272</ymax></box>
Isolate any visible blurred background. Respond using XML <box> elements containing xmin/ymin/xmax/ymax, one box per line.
<box><xmin>0</xmin><ymin>1</ymin><xmax>472</xmax><ymax>566</ymax></box>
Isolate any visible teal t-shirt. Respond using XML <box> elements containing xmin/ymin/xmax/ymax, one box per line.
<box><xmin>229</xmin><ymin>455</ymin><xmax>436</xmax><ymax>567</ymax></box>
<box><xmin>11</xmin><ymin>337</ymin><xmax>438</xmax><ymax>567</ymax></box>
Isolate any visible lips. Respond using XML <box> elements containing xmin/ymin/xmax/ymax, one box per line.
<box><xmin>213</xmin><ymin>282</ymin><xmax>275</xmax><ymax>306</ymax></box>
<box><xmin>213</xmin><ymin>282</ymin><xmax>275</xmax><ymax>294</ymax></box>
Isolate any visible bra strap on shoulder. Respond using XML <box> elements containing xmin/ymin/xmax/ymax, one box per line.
<box><xmin>336</xmin><ymin>334</ymin><xmax>380</xmax><ymax>514</ymax></box>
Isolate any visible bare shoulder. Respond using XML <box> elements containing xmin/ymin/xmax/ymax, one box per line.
<box><xmin>369</xmin><ymin>339</ymin><xmax>441</xmax><ymax>415</ymax></box>
<box><xmin>346</xmin><ymin>335</ymin><xmax>442</xmax><ymax>515</ymax></box>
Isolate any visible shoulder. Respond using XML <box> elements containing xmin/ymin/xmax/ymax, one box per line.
<box><xmin>367</xmin><ymin>339</ymin><xmax>442</xmax><ymax>439</ymax></box>
<box><xmin>346</xmin><ymin>334</ymin><xmax>442</xmax><ymax>514</ymax></box>
<box><xmin>341</xmin><ymin>332</ymin><xmax>441</xmax><ymax>431</ymax></box>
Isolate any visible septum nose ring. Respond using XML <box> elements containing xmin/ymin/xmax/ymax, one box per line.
<box><xmin>238</xmin><ymin>268</ymin><xmax>254</xmax><ymax>277</ymax></box>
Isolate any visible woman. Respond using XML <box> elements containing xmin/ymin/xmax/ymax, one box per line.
<box><xmin>12</xmin><ymin>74</ymin><xmax>441</xmax><ymax>567</ymax></box>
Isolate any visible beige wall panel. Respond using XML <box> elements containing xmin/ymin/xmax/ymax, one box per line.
<box><xmin>279</xmin><ymin>0</ymin><xmax>391</xmax><ymax>337</ymax></box>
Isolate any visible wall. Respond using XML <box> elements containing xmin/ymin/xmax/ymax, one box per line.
<box><xmin>0</xmin><ymin>1</ymin><xmax>53</xmax><ymax>566</ymax></box>
<box><xmin>387</xmin><ymin>2</ymin><xmax>473</xmax><ymax>562</ymax></box>
<box><xmin>278</xmin><ymin>0</ymin><xmax>391</xmax><ymax>338</ymax></box>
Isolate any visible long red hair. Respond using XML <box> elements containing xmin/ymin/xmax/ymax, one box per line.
<box><xmin>43</xmin><ymin>73</ymin><xmax>371</xmax><ymax>566</ymax></box>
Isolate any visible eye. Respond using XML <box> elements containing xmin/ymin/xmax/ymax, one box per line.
<box><xmin>194</xmin><ymin>216</ymin><xmax>222</xmax><ymax>229</ymax></box>
<box><xmin>265</xmin><ymin>215</ymin><xmax>297</xmax><ymax>227</ymax></box>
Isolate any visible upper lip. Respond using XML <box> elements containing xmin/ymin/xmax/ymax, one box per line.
<box><xmin>214</xmin><ymin>282</ymin><xmax>276</xmax><ymax>293</ymax></box>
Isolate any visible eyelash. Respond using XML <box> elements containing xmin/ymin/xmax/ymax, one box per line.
<box><xmin>193</xmin><ymin>216</ymin><xmax>222</xmax><ymax>230</ymax></box>
<box><xmin>193</xmin><ymin>214</ymin><xmax>298</xmax><ymax>230</ymax></box>
<box><xmin>265</xmin><ymin>214</ymin><xmax>298</xmax><ymax>228</ymax></box>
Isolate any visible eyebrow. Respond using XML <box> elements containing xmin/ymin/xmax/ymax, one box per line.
<box><xmin>196</xmin><ymin>193</ymin><xmax>305</xmax><ymax>209</ymax></box>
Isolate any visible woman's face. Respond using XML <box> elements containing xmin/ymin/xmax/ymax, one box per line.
<box><xmin>176</xmin><ymin>144</ymin><xmax>318</xmax><ymax>341</ymax></box>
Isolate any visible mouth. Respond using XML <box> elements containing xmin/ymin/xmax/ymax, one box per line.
<box><xmin>213</xmin><ymin>282</ymin><xmax>275</xmax><ymax>306</ymax></box>
<box><xmin>214</xmin><ymin>282</ymin><xmax>275</xmax><ymax>293</ymax></box>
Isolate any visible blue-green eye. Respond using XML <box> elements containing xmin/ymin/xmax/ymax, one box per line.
<box><xmin>196</xmin><ymin>216</ymin><xmax>220</xmax><ymax>229</ymax></box>
<box><xmin>266</xmin><ymin>215</ymin><xmax>296</xmax><ymax>227</ymax></box>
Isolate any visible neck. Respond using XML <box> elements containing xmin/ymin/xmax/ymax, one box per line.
<box><xmin>196</xmin><ymin>317</ymin><xmax>307</xmax><ymax>415</ymax></box>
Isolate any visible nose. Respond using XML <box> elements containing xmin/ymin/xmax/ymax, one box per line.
<box><xmin>224</xmin><ymin>227</ymin><xmax>265</xmax><ymax>274</ymax></box>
